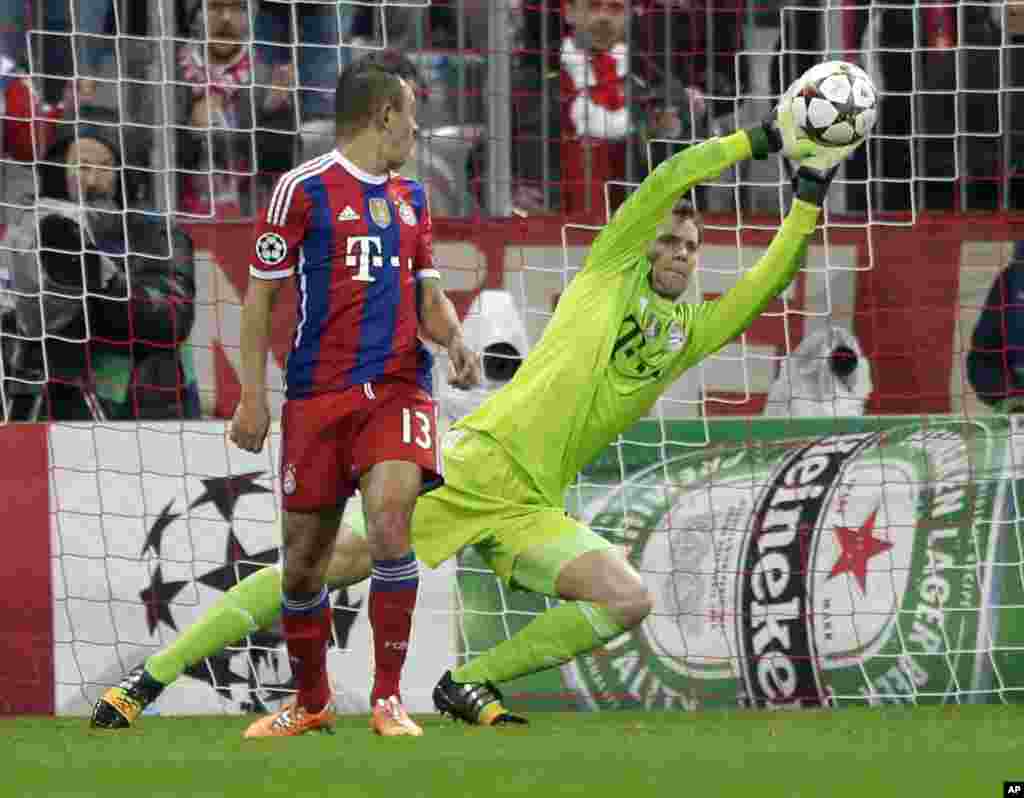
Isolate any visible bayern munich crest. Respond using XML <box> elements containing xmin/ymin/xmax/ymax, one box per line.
<box><xmin>368</xmin><ymin>198</ymin><xmax>391</xmax><ymax>227</ymax></box>
<box><xmin>256</xmin><ymin>232</ymin><xmax>288</xmax><ymax>266</ymax></box>
<box><xmin>668</xmin><ymin>321</ymin><xmax>687</xmax><ymax>352</ymax></box>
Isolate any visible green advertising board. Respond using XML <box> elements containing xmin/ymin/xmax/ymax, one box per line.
<box><xmin>455</xmin><ymin>415</ymin><xmax>1024</xmax><ymax>711</ymax></box>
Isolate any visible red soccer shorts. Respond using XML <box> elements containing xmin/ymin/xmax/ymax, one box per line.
<box><xmin>279</xmin><ymin>380</ymin><xmax>442</xmax><ymax>512</ymax></box>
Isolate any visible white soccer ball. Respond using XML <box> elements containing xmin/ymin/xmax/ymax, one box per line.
<box><xmin>789</xmin><ymin>61</ymin><xmax>878</xmax><ymax>148</ymax></box>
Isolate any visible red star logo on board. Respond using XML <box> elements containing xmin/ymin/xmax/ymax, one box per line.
<box><xmin>827</xmin><ymin>508</ymin><xmax>893</xmax><ymax>594</ymax></box>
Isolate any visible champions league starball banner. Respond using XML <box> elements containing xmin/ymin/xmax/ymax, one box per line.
<box><xmin>44</xmin><ymin>422</ymin><xmax>455</xmax><ymax>718</ymax></box>
<box><xmin>3</xmin><ymin>415</ymin><xmax>1024</xmax><ymax>717</ymax></box>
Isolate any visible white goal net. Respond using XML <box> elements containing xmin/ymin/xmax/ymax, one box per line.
<box><xmin>1</xmin><ymin>0</ymin><xmax>1023</xmax><ymax>717</ymax></box>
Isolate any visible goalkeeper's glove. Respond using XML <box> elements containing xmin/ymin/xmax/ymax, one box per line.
<box><xmin>792</xmin><ymin>164</ymin><xmax>839</xmax><ymax>207</ymax></box>
<box><xmin>775</xmin><ymin>83</ymin><xmax>865</xmax><ymax>175</ymax></box>
<box><xmin>750</xmin><ymin>85</ymin><xmax>866</xmax><ymax>176</ymax></box>
<box><xmin>745</xmin><ymin>89</ymin><xmax>817</xmax><ymax>162</ymax></box>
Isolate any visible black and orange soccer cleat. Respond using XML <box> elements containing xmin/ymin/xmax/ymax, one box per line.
<box><xmin>432</xmin><ymin>670</ymin><xmax>527</xmax><ymax>727</ymax></box>
<box><xmin>90</xmin><ymin>665</ymin><xmax>166</xmax><ymax>729</ymax></box>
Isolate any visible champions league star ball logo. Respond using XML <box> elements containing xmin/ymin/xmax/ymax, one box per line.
<box><xmin>256</xmin><ymin>232</ymin><xmax>288</xmax><ymax>266</ymax></box>
<box><xmin>138</xmin><ymin>473</ymin><xmax>362</xmax><ymax>713</ymax></box>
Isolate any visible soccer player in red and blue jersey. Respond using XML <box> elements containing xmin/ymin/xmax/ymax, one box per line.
<box><xmin>229</xmin><ymin>59</ymin><xmax>480</xmax><ymax>739</ymax></box>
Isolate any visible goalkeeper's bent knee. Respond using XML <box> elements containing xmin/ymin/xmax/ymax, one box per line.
<box><xmin>578</xmin><ymin>597</ymin><xmax>645</xmax><ymax>645</ymax></box>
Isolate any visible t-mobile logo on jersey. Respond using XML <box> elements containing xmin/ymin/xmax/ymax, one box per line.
<box><xmin>345</xmin><ymin>236</ymin><xmax>412</xmax><ymax>282</ymax></box>
<box><xmin>383</xmin><ymin>640</ymin><xmax>409</xmax><ymax>651</ymax></box>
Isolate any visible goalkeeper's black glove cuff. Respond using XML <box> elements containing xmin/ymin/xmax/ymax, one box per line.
<box><xmin>745</xmin><ymin>119</ymin><xmax>783</xmax><ymax>160</ymax></box>
<box><xmin>794</xmin><ymin>165</ymin><xmax>839</xmax><ymax>206</ymax></box>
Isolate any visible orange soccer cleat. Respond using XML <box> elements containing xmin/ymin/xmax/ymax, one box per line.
<box><xmin>370</xmin><ymin>696</ymin><xmax>424</xmax><ymax>737</ymax></box>
<box><xmin>242</xmin><ymin>700</ymin><xmax>336</xmax><ymax>739</ymax></box>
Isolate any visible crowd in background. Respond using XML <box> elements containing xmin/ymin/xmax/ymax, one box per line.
<box><xmin>0</xmin><ymin>0</ymin><xmax>1021</xmax><ymax>422</ymax></box>
<box><xmin>0</xmin><ymin>0</ymin><xmax>1019</xmax><ymax>219</ymax></box>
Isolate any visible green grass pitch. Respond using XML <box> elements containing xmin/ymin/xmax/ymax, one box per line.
<box><xmin>5</xmin><ymin>706</ymin><xmax>1023</xmax><ymax>798</ymax></box>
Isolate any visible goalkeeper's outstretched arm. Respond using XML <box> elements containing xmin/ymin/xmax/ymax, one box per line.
<box><xmin>680</xmin><ymin>198</ymin><xmax>815</xmax><ymax>364</ymax></box>
<box><xmin>585</xmin><ymin>122</ymin><xmax>783</xmax><ymax>275</ymax></box>
<box><xmin>680</xmin><ymin>166</ymin><xmax>850</xmax><ymax>365</ymax></box>
<box><xmin>668</xmin><ymin>90</ymin><xmax>864</xmax><ymax>368</ymax></box>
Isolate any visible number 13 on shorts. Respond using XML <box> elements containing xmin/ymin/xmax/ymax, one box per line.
<box><xmin>395</xmin><ymin>396</ymin><xmax>444</xmax><ymax>490</ymax></box>
<box><xmin>402</xmin><ymin>407</ymin><xmax>433</xmax><ymax>450</ymax></box>
<box><xmin>368</xmin><ymin>386</ymin><xmax>442</xmax><ymax>488</ymax></box>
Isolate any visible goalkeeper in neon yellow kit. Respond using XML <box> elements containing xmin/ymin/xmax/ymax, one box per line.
<box><xmin>93</xmin><ymin>90</ymin><xmax>863</xmax><ymax>733</ymax></box>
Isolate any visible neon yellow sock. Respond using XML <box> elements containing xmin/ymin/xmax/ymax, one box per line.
<box><xmin>452</xmin><ymin>601</ymin><xmax>625</xmax><ymax>686</ymax></box>
<box><xmin>146</xmin><ymin>566</ymin><xmax>283</xmax><ymax>685</ymax></box>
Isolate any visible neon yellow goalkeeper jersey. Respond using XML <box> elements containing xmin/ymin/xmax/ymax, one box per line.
<box><xmin>458</xmin><ymin>131</ymin><xmax>820</xmax><ymax>506</ymax></box>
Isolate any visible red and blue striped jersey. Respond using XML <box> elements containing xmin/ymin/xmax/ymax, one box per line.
<box><xmin>249</xmin><ymin>150</ymin><xmax>439</xmax><ymax>399</ymax></box>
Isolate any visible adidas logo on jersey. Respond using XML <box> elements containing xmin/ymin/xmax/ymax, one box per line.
<box><xmin>338</xmin><ymin>206</ymin><xmax>360</xmax><ymax>222</ymax></box>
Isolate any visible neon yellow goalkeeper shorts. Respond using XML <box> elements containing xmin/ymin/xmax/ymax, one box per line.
<box><xmin>409</xmin><ymin>429</ymin><xmax>612</xmax><ymax>596</ymax></box>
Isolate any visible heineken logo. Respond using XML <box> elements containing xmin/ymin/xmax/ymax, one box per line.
<box><xmin>738</xmin><ymin>434</ymin><xmax>875</xmax><ymax>707</ymax></box>
<box><xmin>563</xmin><ymin>422</ymin><xmax>999</xmax><ymax>712</ymax></box>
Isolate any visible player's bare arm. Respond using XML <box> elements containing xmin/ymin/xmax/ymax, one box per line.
<box><xmin>230</xmin><ymin>276</ymin><xmax>282</xmax><ymax>453</ymax></box>
<box><xmin>418</xmin><ymin>276</ymin><xmax>481</xmax><ymax>389</ymax></box>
